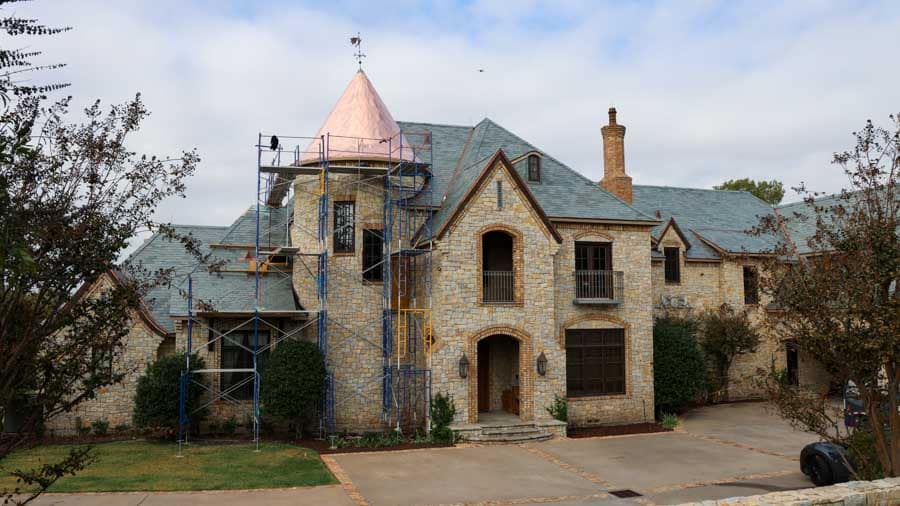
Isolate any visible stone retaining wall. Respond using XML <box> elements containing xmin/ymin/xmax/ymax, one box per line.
<box><xmin>679</xmin><ymin>478</ymin><xmax>900</xmax><ymax>505</ymax></box>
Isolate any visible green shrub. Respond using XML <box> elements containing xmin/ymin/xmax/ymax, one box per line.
<box><xmin>113</xmin><ymin>423</ymin><xmax>130</xmax><ymax>434</ymax></box>
<box><xmin>546</xmin><ymin>394</ymin><xmax>568</xmax><ymax>422</ymax></box>
<box><xmin>430</xmin><ymin>392</ymin><xmax>456</xmax><ymax>443</ymax></box>
<box><xmin>659</xmin><ymin>412</ymin><xmax>679</xmax><ymax>430</ymax></box>
<box><xmin>222</xmin><ymin>416</ymin><xmax>238</xmax><ymax>435</ymax></box>
<box><xmin>259</xmin><ymin>340</ymin><xmax>326</xmax><ymax>438</ymax></box>
<box><xmin>91</xmin><ymin>419</ymin><xmax>110</xmax><ymax>436</ymax></box>
<box><xmin>133</xmin><ymin>354</ymin><xmax>207</xmax><ymax>432</ymax></box>
<box><xmin>848</xmin><ymin>427</ymin><xmax>884</xmax><ymax>480</ymax></box>
<box><xmin>653</xmin><ymin>317</ymin><xmax>706</xmax><ymax>413</ymax></box>
<box><xmin>356</xmin><ymin>430</ymin><xmax>402</xmax><ymax>448</ymax></box>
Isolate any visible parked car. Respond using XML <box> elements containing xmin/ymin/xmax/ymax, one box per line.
<box><xmin>800</xmin><ymin>441</ymin><xmax>852</xmax><ymax>486</ymax></box>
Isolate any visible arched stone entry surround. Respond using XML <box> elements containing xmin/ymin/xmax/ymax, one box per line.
<box><xmin>466</xmin><ymin>326</ymin><xmax>534</xmax><ymax>423</ymax></box>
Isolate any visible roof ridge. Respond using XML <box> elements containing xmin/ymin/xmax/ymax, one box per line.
<box><xmin>480</xmin><ymin>119</ymin><xmax>658</xmax><ymax>221</ymax></box>
<box><xmin>167</xmin><ymin>223</ymin><xmax>230</xmax><ymax>229</ymax></box>
<box><xmin>635</xmin><ymin>184</ymin><xmax>756</xmax><ymax>195</ymax></box>
<box><xmin>435</xmin><ymin>124</ymin><xmax>479</xmax><ymax>206</ymax></box>
<box><xmin>397</xmin><ymin>120</ymin><xmax>474</xmax><ymax>130</ymax></box>
<box><xmin>777</xmin><ymin>191</ymin><xmax>847</xmax><ymax>209</ymax></box>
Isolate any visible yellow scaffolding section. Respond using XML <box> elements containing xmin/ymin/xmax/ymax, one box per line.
<box><xmin>397</xmin><ymin>308</ymin><xmax>432</xmax><ymax>359</ymax></box>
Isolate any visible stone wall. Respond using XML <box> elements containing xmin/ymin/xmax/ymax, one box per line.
<box><xmin>430</xmin><ymin>161</ymin><xmax>561</xmax><ymax>425</ymax></box>
<box><xmin>649</xmin><ymin>228</ymin><xmax>830</xmax><ymax>398</ymax></box>
<box><xmin>679</xmin><ymin>478</ymin><xmax>900</xmax><ymax>505</ymax></box>
<box><xmin>46</xmin><ymin>277</ymin><xmax>166</xmax><ymax>435</ymax></box>
<box><xmin>291</xmin><ymin>171</ymin><xmax>427</xmax><ymax>432</ymax></box>
<box><xmin>554</xmin><ymin>222</ymin><xmax>655</xmax><ymax>426</ymax></box>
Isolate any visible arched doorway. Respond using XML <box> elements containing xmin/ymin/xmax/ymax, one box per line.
<box><xmin>476</xmin><ymin>334</ymin><xmax>520</xmax><ymax>422</ymax></box>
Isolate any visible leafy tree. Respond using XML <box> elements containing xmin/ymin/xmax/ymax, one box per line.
<box><xmin>653</xmin><ymin>317</ymin><xmax>706</xmax><ymax>413</ymax></box>
<box><xmin>698</xmin><ymin>304</ymin><xmax>760</xmax><ymax>401</ymax></box>
<box><xmin>259</xmin><ymin>340</ymin><xmax>326</xmax><ymax>438</ymax></box>
<box><xmin>0</xmin><ymin>0</ymin><xmax>70</xmax><ymax>104</ymax></box>
<box><xmin>0</xmin><ymin>5</ymin><xmax>209</xmax><ymax>504</ymax></box>
<box><xmin>133</xmin><ymin>354</ymin><xmax>207</xmax><ymax>431</ymax></box>
<box><xmin>1</xmin><ymin>93</ymin><xmax>201</xmax><ymax>451</ymax></box>
<box><xmin>714</xmin><ymin>178</ymin><xmax>785</xmax><ymax>205</ymax></box>
<box><xmin>755</xmin><ymin>114</ymin><xmax>899</xmax><ymax>477</ymax></box>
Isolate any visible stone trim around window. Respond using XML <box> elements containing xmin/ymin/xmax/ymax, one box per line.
<box><xmin>558</xmin><ymin>313</ymin><xmax>633</xmax><ymax>400</ymax></box>
<box><xmin>466</xmin><ymin>325</ymin><xmax>535</xmax><ymax>424</ymax></box>
<box><xmin>475</xmin><ymin>223</ymin><xmax>525</xmax><ymax>307</ymax></box>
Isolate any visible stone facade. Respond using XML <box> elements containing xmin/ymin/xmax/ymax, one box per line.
<box><xmin>650</xmin><ymin>226</ymin><xmax>831</xmax><ymax>399</ymax></box>
<box><xmin>46</xmin><ymin>275</ymin><xmax>167</xmax><ymax>435</ymax></box>
<box><xmin>554</xmin><ymin>222</ymin><xmax>655</xmax><ymax>426</ymax></box>
<box><xmin>291</xmin><ymin>171</ymin><xmax>414</xmax><ymax>431</ymax></box>
<box><xmin>430</xmin><ymin>160</ymin><xmax>561</xmax><ymax>425</ymax></box>
<box><xmin>427</xmin><ymin>157</ymin><xmax>656</xmax><ymax>428</ymax></box>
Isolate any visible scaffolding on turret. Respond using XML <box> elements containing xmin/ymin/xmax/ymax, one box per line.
<box><xmin>176</xmin><ymin>125</ymin><xmax>434</xmax><ymax>447</ymax></box>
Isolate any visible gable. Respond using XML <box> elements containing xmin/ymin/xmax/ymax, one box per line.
<box><xmin>657</xmin><ymin>218</ymin><xmax>691</xmax><ymax>250</ymax></box>
<box><xmin>433</xmin><ymin>150</ymin><xmax>562</xmax><ymax>244</ymax></box>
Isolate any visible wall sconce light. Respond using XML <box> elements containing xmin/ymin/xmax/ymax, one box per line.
<box><xmin>536</xmin><ymin>351</ymin><xmax>547</xmax><ymax>376</ymax></box>
<box><xmin>459</xmin><ymin>353</ymin><xmax>469</xmax><ymax>378</ymax></box>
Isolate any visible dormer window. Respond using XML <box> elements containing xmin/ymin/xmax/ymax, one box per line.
<box><xmin>527</xmin><ymin>154</ymin><xmax>541</xmax><ymax>182</ymax></box>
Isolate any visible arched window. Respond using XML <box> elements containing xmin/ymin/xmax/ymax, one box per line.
<box><xmin>482</xmin><ymin>231</ymin><xmax>514</xmax><ymax>303</ymax></box>
<box><xmin>527</xmin><ymin>154</ymin><xmax>541</xmax><ymax>182</ymax></box>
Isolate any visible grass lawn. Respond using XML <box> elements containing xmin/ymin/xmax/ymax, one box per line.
<box><xmin>0</xmin><ymin>440</ymin><xmax>337</xmax><ymax>493</ymax></box>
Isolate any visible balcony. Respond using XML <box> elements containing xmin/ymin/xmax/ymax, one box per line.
<box><xmin>574</xmin><ymin>270</ymin><xmax>624</xmax><ymax>305</ymax></box>
<box><xmin>483</xmin><ymin>270</ymin><xmax>514</xmax><ymax>303</ymax></box>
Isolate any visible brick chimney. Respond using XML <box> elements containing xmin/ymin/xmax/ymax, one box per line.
<box><xmin>600</xmin><ymin>107</ymin><xmax>632</xmax><ymax>203</ymax></box>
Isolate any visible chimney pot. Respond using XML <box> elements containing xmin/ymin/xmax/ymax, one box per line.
<box><xmin>608</xmin><ymin>107</ymin><xmax>617</xmax><ymax>125</ymax></box>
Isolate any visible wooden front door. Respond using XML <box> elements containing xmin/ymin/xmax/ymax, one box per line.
<box><xmin>478</xmin><ymin>340</ymin><xmax>490</xmax><ymax>412</ymax></box>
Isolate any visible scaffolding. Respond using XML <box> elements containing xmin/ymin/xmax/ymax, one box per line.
<box><xmin>177</xmin><ymin>128</ymin><xmax>435</xmax><ymax>448</ymax></box>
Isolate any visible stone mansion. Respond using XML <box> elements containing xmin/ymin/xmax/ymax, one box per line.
<box><xmin>48</xmin><ymin>70</ymin><xmax>832</xmax><ymax>438</ymax></box>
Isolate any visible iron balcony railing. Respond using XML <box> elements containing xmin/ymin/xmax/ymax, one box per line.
<box><xmin>483</xmin><ymin>270</ymin><xmax>514</xmax><ymax>303</ymax></box>
<box><xmin>574</xmin><ymin>270</ymin><xmax>624</xmax><ymax>304</ymax></box>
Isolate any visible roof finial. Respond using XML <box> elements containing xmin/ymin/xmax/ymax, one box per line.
<box><xmin>350</xmin><ymin>32</ymin><xmax>366</xmax><ymax>71</ymax></box>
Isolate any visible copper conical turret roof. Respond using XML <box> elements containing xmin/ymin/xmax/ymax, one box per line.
<box><xmin>302</xmin><ymin>70</ymin><xmax>417</xmax><ymax>163</ymax></box>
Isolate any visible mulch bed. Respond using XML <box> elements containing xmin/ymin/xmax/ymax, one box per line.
<box><xmin>567</xmin><ymin>422</ymin><xmax>670</xmax><ymax>438</ymax></box>
<box><xmin>296</xmin><ymin>438</ymin><xmax>454</xmax><ymax>455</ymax></box>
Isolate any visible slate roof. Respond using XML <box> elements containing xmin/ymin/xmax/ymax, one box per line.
<box><xmin>397</xmin><ymin>121</ymin><xmax>473</xmax><ymax>207</ymax></box>
<box><xmin>400</xmin><ymin>118</ymin><xmax>658</xmax><ymax>240</ymax></box>
<box><xmin>125</xmin><ymin>225</ymin><xmax>227</xmax><ymax>333</ymax></box>
<box><xmin>777</xmin><ymin>191</ymin><xmax>899</xmax><ymax>255</ymax></box>
<box><xmin>777</xmin><ymin>195</ymin><xmax>841</xmax><ymax>255</ymax></box>
<box><xmin>124</xmin><ymin>206</ymin><xmax>297</xmax><ymax>333</ymax></box>
<box><xmin>631</xmin><ymin>185</ymin><xmax>783</xmax><ymax>260</ymax></box>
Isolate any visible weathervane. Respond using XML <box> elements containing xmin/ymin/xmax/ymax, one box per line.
<box><xmin>350</xmin><ymin>32</ymin><xmax>366</xmax><ymax>70</ymax></box>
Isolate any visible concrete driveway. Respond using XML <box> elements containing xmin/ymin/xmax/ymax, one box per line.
<box><xmin>328</xmin><ymin>402</ymin><xmax>820</xmax><ymax>506</ymax></box>
<box><xmin>26</xmin><ymin>403</ymin><xmax>820</xmax><ymax>506</ymax></box>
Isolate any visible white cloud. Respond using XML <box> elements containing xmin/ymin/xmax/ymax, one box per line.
<box><xmin>19</xmin><ymin>0</ymin><xmax>900</xmax><ymax>236</ymax></box>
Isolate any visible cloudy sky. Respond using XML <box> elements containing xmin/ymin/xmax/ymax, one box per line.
<box><xmin>18</xmin><ymin>0</ymin><xmax>900</xmax><ymax>229</ymax></box>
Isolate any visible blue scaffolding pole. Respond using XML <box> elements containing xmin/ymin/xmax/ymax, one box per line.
<box><xmin>317</xmin><ymin>134</ymin><xmax>333</xmax><ymax>435</ymax></box>
<box><xmin>384</xmin><ymin>129</ymin><xmax>434</xmax><ymax>433</ymax></box>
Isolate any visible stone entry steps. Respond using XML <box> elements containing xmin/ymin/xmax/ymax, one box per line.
<box><xmin>468</xmin><ymin>426</ymin><xmax>553</xmax><ymax>444</ymax></box>
<box><xmin>451</xmin><ymin>415</ymin><xmax>566</xmax><ymax>444</ymax></box>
